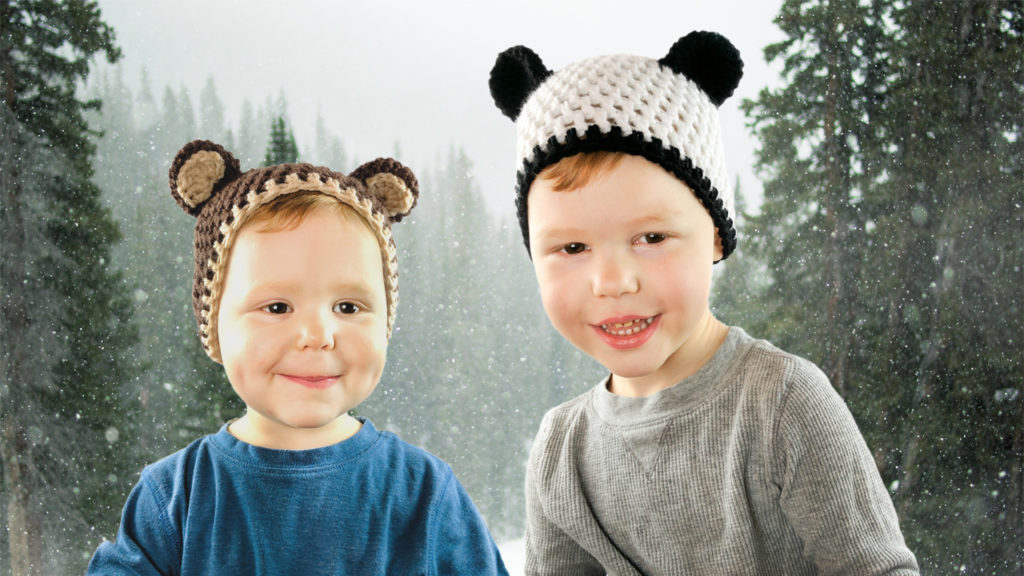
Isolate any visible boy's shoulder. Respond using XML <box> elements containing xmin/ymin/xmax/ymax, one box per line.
<box><xmin>727</xmin><ymin>327</ymin><xmax>831</xmax><ymax>387</ymax></box>
<box><xmin>137</xmin><ymin>421</ymin><xmax>454</xmax><ymax>490</ymax></box>
<box><xmin>373</xmin><ymin>426</ymin><xmax>457</xmax><ymax>478</ymax></box>
<box><xmin>535</xmin><ymin>386</ymin><xmax>595</xmax><ymax>438</ymax></box>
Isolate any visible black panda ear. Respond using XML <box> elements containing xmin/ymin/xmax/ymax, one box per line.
<box><xmin>168</xmin><ymin>140</ymin><xmax>241</xmax><ymax>216</ymax></box>
<box><xmin>489</xmin><ymin>45</ymin><xmax>551</xmax><ymax>121</ymax></box>
<box><xmin>658</xmin><ymin>31</ymin><xmax>743</xmax><ymax>106</ymax></box>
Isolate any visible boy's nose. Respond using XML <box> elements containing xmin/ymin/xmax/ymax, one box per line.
<box><xmin>591</xmin><ymin>250</ymin><xmax>639</xmax><ymax>297</ymax></box>
<box><xmin>296</xmin><ymin>311</ymin><xmax>336</xmax><ymax>351</ymax></box>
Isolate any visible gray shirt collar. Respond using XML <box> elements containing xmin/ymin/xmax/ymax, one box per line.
<box><xmin>591</xmin><ymin>326</ymin><xmax>749</xmax><ymax>426</ymax></box>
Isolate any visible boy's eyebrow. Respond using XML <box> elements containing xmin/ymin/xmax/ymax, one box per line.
<box><xmin>624</xmin><ymin>213</ymin><xmax>682</xmax><ymax>227</ymax></box>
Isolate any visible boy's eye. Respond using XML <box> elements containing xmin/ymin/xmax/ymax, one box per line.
<box><xmin>639</xmin><ymin>233</ymin><xmax>667</xmax><ymax>244</ymax></box>
<box><xmin>334</xmin><ymin>302</ymin><xmax>361</xmax><ymax>315</ymax></box>
<box><xmin>262</xmin><ymin>302</ymin><xmax>291</xmax><ymax>315</ymax></box>
<box><xmin>561</xmin><ymin>242</ymin><xmax>588</xmax><ymax>255</ymax></box>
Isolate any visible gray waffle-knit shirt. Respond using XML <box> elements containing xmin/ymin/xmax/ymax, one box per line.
<box><xmin>524</xmin><ymin>327</ymin><xmax>919</xmax><ymax>575</ymax></box>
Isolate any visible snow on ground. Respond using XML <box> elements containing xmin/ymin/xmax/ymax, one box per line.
<box><xmin>498</xmin><ymin>538</ymin><xmax>525</xmax><ymax>575</ymax></box>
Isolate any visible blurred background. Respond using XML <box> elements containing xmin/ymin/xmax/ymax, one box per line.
<box><xmin>1</xmin><ymin>0</ymin><xmax>1020</xmax><ymax>574</ymax></box>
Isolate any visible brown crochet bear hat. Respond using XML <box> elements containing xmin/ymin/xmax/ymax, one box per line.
<box><xmin>168</xmin><ymin>140</ymin><xmax>419</xmax><ymax>362</ymax></box>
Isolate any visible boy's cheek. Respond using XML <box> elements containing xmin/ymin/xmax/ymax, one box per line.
<box><xmin>530</xmin><ymin>256</ymin><xmax>559</xmax><ymax>286</ymax></box>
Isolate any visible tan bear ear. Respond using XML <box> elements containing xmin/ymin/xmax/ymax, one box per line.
<box><xmin>168</xmin><ymin>140</ymin><xmax>241</xmax><ymax>216</ymax></box>
<box><xmin>349</xmin><ymin>158</ymin><xmax>419</xmax><ymax>223</ymax></box>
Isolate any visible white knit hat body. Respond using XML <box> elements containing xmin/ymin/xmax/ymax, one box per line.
<box><xmin>516</xmin><ymin>54</ymin><xmax>731</xmax><ymax>216</ymax></box>
<box><xmin>490</xmin><ymin>31</ymin><xmax>743</xmax><ymax>260</ymax></box>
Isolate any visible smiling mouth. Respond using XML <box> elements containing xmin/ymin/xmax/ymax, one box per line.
<box><xmin>282</xmin><ymin>375</ymin><xmax>338</xmax><ymax>389</ymax></box>
<box><xmin>600</xmin><ymin>317</ymin><xmax>655</xmax><ymax>336</ymax></box>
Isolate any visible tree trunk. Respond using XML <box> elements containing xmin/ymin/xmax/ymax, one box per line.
<box><xmin>2</xmin><ymin>418</ymin><xmax>35</xmax><ymax>576</ymax></box>
<box><xmin>1</xmin><ymin>85</ymin><xmax>37</xmax><ymax>576</ymax></box>
<box><xmin>821</xmin><ymin>3</ymin><xmax>852</xmax><ymax>398</ymax></box>
<box><xmin>1013</xmin><ymin>395</ymin><xmax>1024</xmax><ymax>573</ymax></box>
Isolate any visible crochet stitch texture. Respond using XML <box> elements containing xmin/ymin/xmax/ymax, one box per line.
<box><xmin>491</xmin><ymin>31</ymin><xmax>742</xmax><ymax>259</ymax></box>
<box><xmin>168</xmin><ymin>140</ymin><xmax>418</xmax><ymax>361</ymax></box>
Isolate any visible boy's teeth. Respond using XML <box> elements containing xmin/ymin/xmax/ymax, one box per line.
<box><xmin>601</xmin><ymin>317</ymin><xmax>654</xmax><ymax>335</ymax></box>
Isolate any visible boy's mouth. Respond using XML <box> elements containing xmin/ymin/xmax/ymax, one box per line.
<box><xmin>281</xmin><ymin>374</ymin><xmax>338</xmax><ymax>390</ymax></box>
<box><xmin>592</xmin><ymin>315</ymin><xmax>660</xmax><ymax>350</ymax></box>
<box><xmin>600</xmin><ymin>316</ymin><xmax>655</xmax><ymax>336</ymax></box>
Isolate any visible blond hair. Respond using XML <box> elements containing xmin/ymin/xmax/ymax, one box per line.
<box><xmin>245</xmin><ymin>190</ymin><xmax>370</xmax><ymax>235</ymax></box>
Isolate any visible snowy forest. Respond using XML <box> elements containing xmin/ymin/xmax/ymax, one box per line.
<box><xmin>1</xmin><ymin>0</ymin><xmax>1022</xmax><ymax>574</ymax></box>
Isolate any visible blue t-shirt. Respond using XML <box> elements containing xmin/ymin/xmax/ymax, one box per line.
<box><xmin>88</xmin><ymin>419</ymin><xmax>508</xmax><ymax>575</ymax></box>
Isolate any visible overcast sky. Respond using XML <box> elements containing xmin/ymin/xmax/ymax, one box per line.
<box><xmin>95</xmin><ymin>0</ymin><xmax>786</xmax><ymax>217</ymax></box>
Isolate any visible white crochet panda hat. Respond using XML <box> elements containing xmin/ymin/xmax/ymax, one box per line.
<box><xmin>489</xmin><ymin>30</ymin><xmax>743</xmax><ymax>260</ymax></box>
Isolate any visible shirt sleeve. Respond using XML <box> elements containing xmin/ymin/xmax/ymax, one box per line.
<box><xmin>86</xmin><ymin>470</ymin><xmax>180</xmax><ymax>576</ymax></box>
<box><xmin>772</xmin><ymin>360</ymin><xmax>920</xmax><ymax>575</ymax></box>
<box><xmin>430</xmin><ymin>473</ymin><xmax>510</xmax><ymax>576</ymax></box>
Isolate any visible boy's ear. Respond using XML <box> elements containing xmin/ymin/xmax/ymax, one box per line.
<box><xmin>490</xmin><ymin>45</ymin><xmax>551</xmax><ymax>121</ymax></box>
<box><xmin>168</xmin><ymin>140</ymin><xmax>241</xmax><ymax>216</ymax></box>
<box><xmin>658</xmin><ymin>31</ymin><xmax>743</xmax><ymax>107</ymax></box>
<box><xmin>349</xmin><ymin>158</ymin><xmax>419</xmax><ymax>223</ymax></box>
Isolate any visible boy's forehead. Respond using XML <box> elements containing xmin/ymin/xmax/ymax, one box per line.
<box><xmin>227</xmin><ymin>209</ymin><xmax>386</xmax><ymax>283</ymax></box>
<box><xmin>529</xmin><ymin>154</ymin><xmax>700</xmax><ymax>204</ymax></box>
<box><xmin>529</xmin><ymin>166</ymin><xmax>707</xmax><ymax>232</ymax></box>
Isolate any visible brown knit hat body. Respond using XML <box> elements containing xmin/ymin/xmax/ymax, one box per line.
<box><xmin>168</xmin><ymin>140</ymin><xmax>418</xmax><ymax>362</ymax></box>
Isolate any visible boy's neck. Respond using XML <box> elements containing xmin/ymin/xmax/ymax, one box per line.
<box><xmin>228</xmin><ymin>412</ymin><xmax>363</xmax><ymax>450</ymax></box>
<box><xmin>608</xmin><ymin>314</ymin><xmax>729</xmax><ymax>398</ymax></box>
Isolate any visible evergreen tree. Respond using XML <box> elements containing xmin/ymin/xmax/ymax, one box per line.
<box><xmin>741</xmin><ymin>0</ymin><xmax>887</xmax><ymax>394</ymax></box>
<box><xmin>176</xmin><ymin>84</ymin><xmax>197</xmax><ymax>141</ymax></box>
<box><xmin>133</xmin><ymin>67</ymin><xmax>158</xmax><ymax>131</ymax></box>
<box><xmin>236</xmin><ymin>100</ymin><xmax>262</xmax><ymax>167</ymax></box>
<box><xmin>740</xmin><ymin>0</ymin><xmax>1022</xmax><ymax>570</ymax></box>
<box><xmin>87</xmin><ymin>64</ymin><xmax>241</xmax><ymax>460</ymax></box>
<box><xmin>868</xmin><ymin>2</ymin><xmax>1023</xmax><ymax>567</ymax></box>
<box><xmin>1</xmin><ymin>1</ymin><xmax>139</xmax><ymax>574</ymax></box>
<box><xmin>263</xmin><ymin>115</ymin><xmax>299</xmax><ymax>165</ymax></box>
<box><xmin>198</xmin><ymin>76</ymin><xmax>226</xmax><ymax>143</ymax></box>
<box><xmin>313</xmin><ymin>112</ymin><xmax>349</xmax><ymax>171</ymax></box>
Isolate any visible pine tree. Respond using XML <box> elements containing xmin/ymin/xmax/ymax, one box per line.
<box><xmin>198</xmin><ymin>76</ymin><xmax>227</xmax><ymax>143</ymax></box>
<box><xmin>868</xmin><ymin>2</ymin><xmax>1023</xmax><ymax>567</ymax></box>
<box><xmin>134</xmin><ymin>67</ymin><xmax>158</xmax><ymax>130</ymax></box>
<box><xmin>263</xmin><ymin>115</ymin><xmax>299</xmax><ymax>166</ymax></box>
<box><xmin>740</xmin><ymin>0</ymin><xmax>1022</xmax><ymax>570</ymax></box>
<box><xmin>741</xmin><ymin>0</ymin><xmax>888</xmax><ymax>395</ymax></box>
<box><xmin>1</xmin><ymin>1</ymin><xmax>138</xmax><ymax>573</ymax></box>
<box><xmin>313</xmin><ymin>112</ymin><xmax>349</xmax><ymax>171</ymax></box>
<box><xmin>236</xmin><ymin>100</ymin><xmax>262</xmax><ymax>167</ymax></box>
<box><xmin>177</xmin><ymin>84</ymin><xmax>197</xmax><ymax>142</ymax></box>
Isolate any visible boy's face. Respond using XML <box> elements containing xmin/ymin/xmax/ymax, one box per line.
<box><xmin>528</xmin><ymin>155</ymin><xmax>722</xmax><ymax>394</ymax></box>
<box><xmin>217</xmin><ymin>207</ymin><xmax>388</xmax><ymax>448</ymax></box>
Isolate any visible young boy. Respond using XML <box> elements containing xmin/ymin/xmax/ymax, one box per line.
<box><xmin>88</xmin><ymin>140</ymin><xmax>508</xmax><ymax>575</ymax></box>
<box><xmin>490</xmin><ymin>32</ymin><xmax>919</xmax><ymax>574</ymax></box>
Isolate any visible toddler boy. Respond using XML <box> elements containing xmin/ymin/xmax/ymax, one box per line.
<box><xmin>88</xmin><ymin>140</ymin><xmax>508</xmax><ymax>575</ymax></box>
<box><xmin>490</xmin><ymin>31</ymin><xmax>918</xmax><ymax>575</ymax></box>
